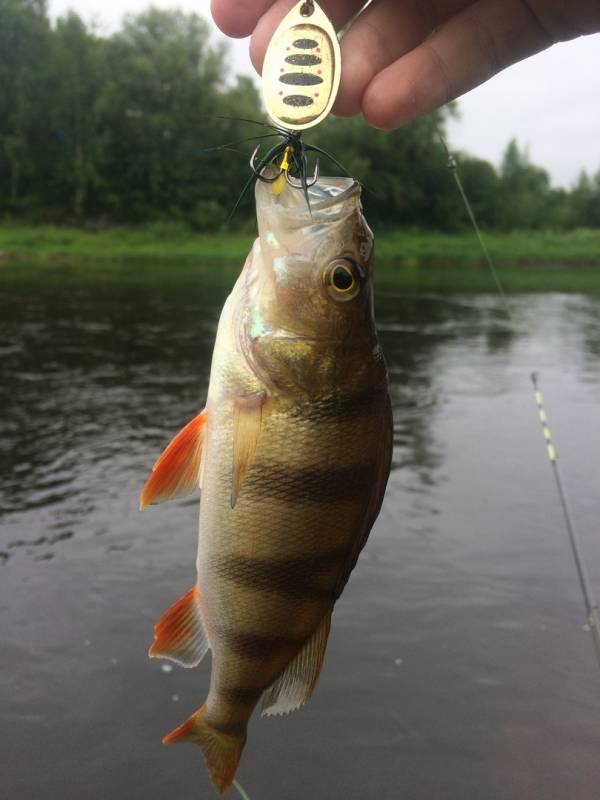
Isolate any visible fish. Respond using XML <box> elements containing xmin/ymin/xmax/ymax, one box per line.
<box><xmin>140</xmin><ymin>175</ymin><xmax>393</xmax><ymax>794</ymax></box>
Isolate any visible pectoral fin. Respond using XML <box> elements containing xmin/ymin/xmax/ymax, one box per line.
<box><xmin>261</xmin><ymin>611</ymin><xmax>331</xmax><ymax>716</ymax></box>
<box><xmin>140</xmin><ymin>410</ymin><xmax>207</xmax><ymax>510</ymax></box>
<box><xmin>231</xmin><ymin>392</ymin><xmax>265</xmax><ymax>508</ymax></box>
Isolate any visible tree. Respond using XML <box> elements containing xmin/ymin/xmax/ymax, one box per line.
<box><xmin>568</xmin><ymin>170</ymin><xmax>600</xmax><ymax>228</ymax></box>
<box><xmin>0</xmin><ymin>0</ymin><xmax>52</xmax><ymax>214</ymax></box>
<box><xmin>0</xmin><ymin>3</ymin><xmax>597</xmax><ymax>232</ymax></box>
<box><xmin>457</xmin><ymin>157</ymin><xmax>503</xmax><ymax>229</ymax></box>
<box><xmin>99</xmin><ymin>8</ymin><xmax>228</xmax><ymax>221</ymax></box>
<box><xmin>47</xmin><ymin>13</ymin><xmax>107</xmax><ymax>219</ymax></box>
<box><xmin>313</xmin><ymin>110</ymin><xmax>459</xmax><ymax>230</ymax></box>
<box><xmin>499</xmin><ymin>139</ymin><xmax>552</xmax><ymax>229</ymax></box>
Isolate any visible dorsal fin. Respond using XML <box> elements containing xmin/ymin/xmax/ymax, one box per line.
<box><xmin>261</xmin><ymin>611</ymin><xmax>331</xmax><ymax>716</ymax></box>
<box><xmin>140</xmin><ymin>410</ymin><xmax>207</xmax><ymax>510</ymax></box>
<box><xmin>149</xmin><ymin>585</ymin><xmax>209</xmax><ymax>668</ymax></box>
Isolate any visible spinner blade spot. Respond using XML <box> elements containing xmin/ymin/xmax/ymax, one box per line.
<box><xmin>279</xmin><ymin>73</ymin><xmax>324</xmax><ymax>86</ymax></box>
<box><xmin>285</xmin><ymin>54</ymin><xmax>322</xmax><ymax>66</ymax></box>
<box><xmin>293</xmin><ymin>38</ymin><xmax>318</xmax><ymax>49</ymax></box>
<box><xmin>282</xmin><ymin>94</ymin><xmax>315</xmax><ymax>107</ymax></box>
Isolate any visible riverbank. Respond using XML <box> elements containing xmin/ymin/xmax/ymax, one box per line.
<box><xmin>1</xmin><ymin>224</ymin><xmax>599</xmax><ymax>266</ymax></box>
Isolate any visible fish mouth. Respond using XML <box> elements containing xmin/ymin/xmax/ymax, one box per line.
<box><xmin>256</xmin><ymin>176</ymin><xmax>361</xmax><ymax>223</ymax></box>
<box><xmin>296</xmin><ymin>177</ymin><xmax>360</xmax><ymax>212</ymax></box>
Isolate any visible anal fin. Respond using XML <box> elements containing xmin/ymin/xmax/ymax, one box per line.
<box><xmin>261</xmin><ymin>611</ymin><xmax>331</xmax><ymax>717</ymax></box>
<box><xmin>149</xmin><ymin>585</ymin><xmax>209</xmax><ymax>668</ymax></box>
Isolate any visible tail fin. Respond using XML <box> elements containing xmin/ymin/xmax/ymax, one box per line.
<box><xmin>163</xmin><ymin>705</ymin><xmax>246</xmax><ymax>795</ymax></box>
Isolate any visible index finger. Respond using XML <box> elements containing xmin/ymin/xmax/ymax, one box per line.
<box><xmin>210</xmin><ymin>0</ymin><xmax>277</xmax><ymax>38</ymax></box>
<box><xmin>362</xmin><ymin>0</ymin><xmax>553</xmax><ymax>129</ymax></box>
<box><xmin>249</xmin><ymin>0</ymin><xmax>366</xmax><ymax>72</ymax></box>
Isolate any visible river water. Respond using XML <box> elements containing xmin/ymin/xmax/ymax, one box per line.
<box><xmin>1</xmin><ymin>263</ymin><xmax>600</xmax><ymax>799</ymax></box>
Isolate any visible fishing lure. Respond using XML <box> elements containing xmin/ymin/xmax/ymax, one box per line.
<box><xmin>262</xmin><ymin>0</ymin><xmax>341</xmax><ymax>131</ymax></box>
<box><xmin>236</xmin><ymin>0</ymin><xmax>345</xmax><ymax>209</ymax></box>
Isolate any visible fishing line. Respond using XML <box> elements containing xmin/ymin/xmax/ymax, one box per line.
<box><xmin>438</xmin><ymin>130</ymin><xmax>600</xmax><ymax>672</ymax></box>
<box><xmin>437</xmin><ymin>132</ymin><xmax>511</xmax><ymax>320</ymax></box>
<box><xmin>199</xmin><ymin>133</ymin><xmax>282</xmax><ymax>155</ymax></box>
<box><xmin>211</xmin><ymin>114</ymin><xmax>289</xmax><ymax>135</ymax></box>
<box><xmin>233</xmin><ymin>779</ymin><xmax>252</xmax><ymax>800</ymax></box>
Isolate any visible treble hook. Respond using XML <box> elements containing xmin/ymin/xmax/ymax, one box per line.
<box><xmin>249</xmin><ymin>145</ymin><xmax>281</xmax><ymax>183</ymax></box>
<box><xmin>285</xmin><ymin>159</ymin><xmax>319</xmax><ymax>189</ymax></box>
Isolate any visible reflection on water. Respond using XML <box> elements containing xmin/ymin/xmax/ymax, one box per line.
<box><xmin>1</xmin><ymin>265</ymin><xmax>600</xmax><ymax>800</ymax></box>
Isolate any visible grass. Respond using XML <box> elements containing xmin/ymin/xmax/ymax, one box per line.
<box><xmin>0</xmin><ymin>222</ymin><xmax>254</xmax><ymax>264</ymax></box>
<box><xmin>1</xmin><ymin>223</ymin><xmax>600</xmax><ymax>266</ymax></box>
<box><xmin>2</xmin><ymin>224</ymin><xmax>600</xmax><ymax>295</ymax></box>
<box><xmin>375</xmin><ymin>227</ymin><xmax>600</xmax><ymax>266</ymax></box>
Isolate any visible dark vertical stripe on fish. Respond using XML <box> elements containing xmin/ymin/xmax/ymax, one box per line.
<box><xmin>215</xmin><ymin>627</ymin><xmax>302</xmax><ymax>660</ymax></box>
<box><xmin>291</xmin><ymin>387</ymin><xmax>387</xmax><ymax>423</ymax></box>
<box><xmin>217</xmin><ymin>685</ymin><xmax>263</xmax><ymax>706</ymax></box>
<box><xmin>244</xmin><ymin>462</ymin><xmax>374</xmax><ymax>503</ymax></box>
<box><xmin>211</xmin><ymin>549</ymin><xmax>349</xmax><ymax>599</ymax></box>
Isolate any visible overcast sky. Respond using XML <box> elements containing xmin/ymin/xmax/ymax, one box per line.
<box><xmin>48</xmin><ymin>0</ymin><xmax>600</xmax><ymax>188</ymax></box>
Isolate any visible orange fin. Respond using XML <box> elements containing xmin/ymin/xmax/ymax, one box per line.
<box><xmin>261</xmin><ymin>611</ymin><xmax>331</xmax><ymax>716</ymax></box>
<box><xmin>163</xmin><ymin>704</ymin><xmax>246</xmax><ymax>795</ymax></box>
<box><xmin>140</xmin><ymin>410</ymin><xmax>207</xmax><ymax>510</ymax></box>
<box><xmin>149</xmin><ymin>585</ymin><xmax>209</xmax><ymax>668</ymax></box>
<box><xmin>231</xmin><ymin>392</ymin><xmax>265</xmax><ymax>508</ymax></box>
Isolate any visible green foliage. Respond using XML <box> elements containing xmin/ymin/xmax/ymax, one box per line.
<box><xmin>312</xmin><ymin>112</ymin><xmax>461</xmax><ymax>230</ymax></box>
<box><xmin>3</xmin><ymin>223</ymin><xmax>600</xmax><ymax>267</ymax></box>
<box><xmin>187</xmin><ymin>200</ymin><xmax>226</xmax><ymax>232</ymax></box>
<box><xmin>498</xmin><ymin>139</ymin><xmax>551</xmax><ymax>229</ymax></box>
<box><xmin>0</xmin><ymin>0</ymin><xmax>52</xmax><ymax>210</ymax></box>
<box><xmin>0</xmin><ymin>1</ymin><xmax>599</xmax><ymax>231</ymax></box>
<box><xmin>569</xmin><ymin>170</ymin><xmax>600</xmax><ymax>228</ymax></box>
<box><xmin>47</xmin><ymin>13</ymin><xmax>107</xmax><ymax>218</ymax></box>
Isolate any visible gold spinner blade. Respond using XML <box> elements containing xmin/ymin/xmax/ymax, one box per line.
<box><xmin>262</xmin><ymin>0</ymin><xmax>341</xmax><ymax>131</ymax></box>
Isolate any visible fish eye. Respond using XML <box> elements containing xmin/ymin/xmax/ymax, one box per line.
<box><xmin>323</xmin><ymin>259</ymin><xmax>361</xmax><ymax>302</ymax></box>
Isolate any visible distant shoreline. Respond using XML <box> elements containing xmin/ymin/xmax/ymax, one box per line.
<box><xmin>1</xmin><ymin>224</ymin><xmax>599</xmax><ymax>268</ymax></box>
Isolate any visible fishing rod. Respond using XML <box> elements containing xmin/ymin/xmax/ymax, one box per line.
<box><xmin>530</xmin><ymin>372</ymin><xmax>600</xmax><ymax>669</ymax></box>
<box><xmin>438</xmin><ymin>130</ymin><xmax>600</xmax><ymax>672</ymax></box>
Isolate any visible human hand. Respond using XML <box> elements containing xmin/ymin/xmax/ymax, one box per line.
<box><xmin>210</xmin><ymin>0</ymin><xmax>600</xmax><ymax>129</ymax></box>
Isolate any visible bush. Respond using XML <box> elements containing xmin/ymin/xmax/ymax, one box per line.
<box><xmin>187</xmin><ymin>200</ymin><xmax>226</xmax><ymax>233</ymax></box>
<box><xmin>145</xmin><ymin>220</ymin><xmax>191</xmax><ymax>239</ymax></box>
